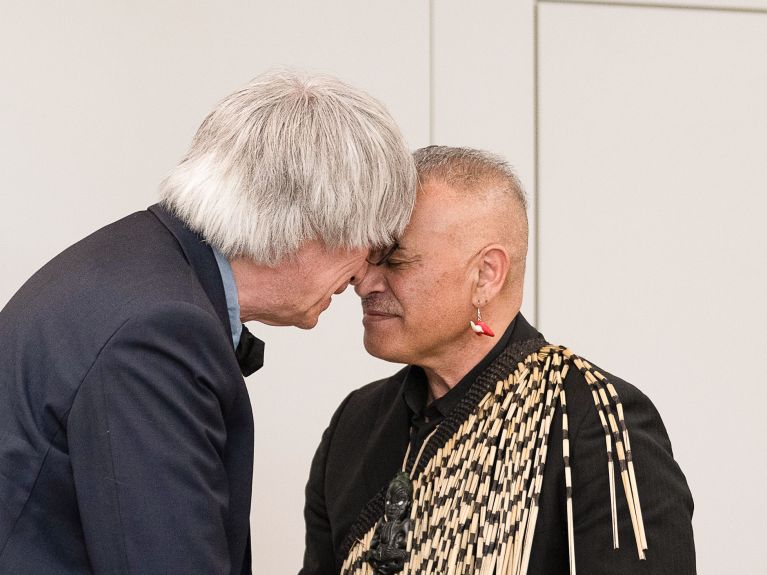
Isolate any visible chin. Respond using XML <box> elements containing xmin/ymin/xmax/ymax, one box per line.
<box><xmin>298</xmin><ymin>318</ymin><xmax>319</xmax><ymax>330</ymax></box>
<box><xmin>294</xmin><ymin>312</ymin><xmax>320</xmax><ymax>330</ymax></box>
<box><xmin>363</xmin><ymin>333</ymin><xmax>409</xmax><ymax>364</ymax></box>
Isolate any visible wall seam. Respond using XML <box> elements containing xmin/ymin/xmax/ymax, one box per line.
<box><xmin>533</xmin><ymin>1</ymin><xmax>541</xmax><ymax>328</ymax></box>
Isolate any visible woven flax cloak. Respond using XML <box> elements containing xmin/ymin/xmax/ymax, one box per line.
<box><xmin>340</xmin><ymin>339</ymin><xmax>648</xmax><ymax>575</ymax></box>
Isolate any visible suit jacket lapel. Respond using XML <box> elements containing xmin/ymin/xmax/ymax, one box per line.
<box><xmin>147</xmin><ymin>203</ymin><xmax>233</xmax><ymax>341</ymax></box>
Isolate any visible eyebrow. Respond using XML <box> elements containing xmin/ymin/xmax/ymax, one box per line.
<box><xmin>391</xmin><ymin>244</ymin><xmax>409</xmax><ymax>256</ymax></box>
<box><xmin>391</xmin><ymin>245</ymin><xmax>421</xmax><ymax>261</ymax></box>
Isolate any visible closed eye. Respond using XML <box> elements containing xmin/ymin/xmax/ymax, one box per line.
<box><xmin>383</xmin><ymin>260</ymin><xmax>406</xmax><ymax>268</ymax></box>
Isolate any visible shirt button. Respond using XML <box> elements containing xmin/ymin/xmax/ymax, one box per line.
<box><xmin>424</xmin><ymin>416</ymin><xmax>430</xmax><ymax>423</ymax></box>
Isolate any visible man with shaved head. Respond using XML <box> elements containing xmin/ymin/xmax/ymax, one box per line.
<box><xmin>301</xmin><ymin>146</ymin><xmax>696</xmax><ymax>575</ymax></box>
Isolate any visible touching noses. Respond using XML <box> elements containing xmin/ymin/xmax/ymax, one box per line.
<box><xmin>332</xmin><ymin>259</ymin><xmax>371</xmax><ymax>295</ymax></box>
<box><xmin>354</xmin><ymin>263</ymin><xmax>386</xmax><ymax>297</ymax></box>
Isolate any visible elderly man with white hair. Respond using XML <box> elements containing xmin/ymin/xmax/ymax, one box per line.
<box><xmin>0</xmin><ymin>71</ymin><xmax>415</xmax><ymax>575</ymax></box>
<box><xmin>302</xmin><ymin>146</ymin><xmax>696</xmax><ymax>575</ymax></box>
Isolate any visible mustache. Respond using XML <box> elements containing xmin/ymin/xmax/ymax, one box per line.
<box><xmin>361</xmin><ymin>295</ymin><xmax>400</xmax><ymax>316</ymax></box>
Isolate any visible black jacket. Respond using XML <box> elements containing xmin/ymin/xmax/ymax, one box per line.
<box><xmin>0</xmin><ymin>205</ymin><xmax>255</xmax><ymax>574</ymax></box>
<box><xmin>301</xmin><ymin>315</ymin><xmax>695</xmax><ymax>574</ymax></box>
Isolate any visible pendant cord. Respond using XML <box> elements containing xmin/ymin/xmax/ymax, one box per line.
<box><xmin>402</xmin><ymin>426</ymin><xmax>441</xmax><ymax>478</ymax></box>
<box><xmin>400</xmin><ymin>440</ymin><xmax>413</xmax><ymax>474</ymax></box>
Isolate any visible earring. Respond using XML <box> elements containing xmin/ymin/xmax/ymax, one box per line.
<box><xmin>469</xmin><ymin>307</ymin><xmax>495</xmax><ymax>337</ymax></box>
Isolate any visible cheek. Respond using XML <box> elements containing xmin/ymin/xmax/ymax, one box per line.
<box><xmin>307</xmin><ymin>255</ymin><xmax>364</xmax><ymax>303</ymax></box>
<box><xmin>363</xmin><ymin>269</ymin><xmax>471</xmax><ymax>361</ymax></box>
<box><xmin>272</xmin><ymin>280</ymin><xmax>324</xmax><ymax>325</ymax></box>
<box><xmin>398</xmin><ymin>271</ymin><xmax>467</xmax><ymax>327</ymax></box>
<box><xmin>295</xmin><ymin>269</ymin><xmax>335</xmax><ymax>310</ymax></box>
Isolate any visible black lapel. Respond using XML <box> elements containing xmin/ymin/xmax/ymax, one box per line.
<box><xmin>147</xmin><ymin>203</ymin><xmax>233</xmax><ymax>341</ymax></box>
<box><xmin>362</xmin><ymin>367</ymin><xmax>412</xmax><ymax>500</ymax></box>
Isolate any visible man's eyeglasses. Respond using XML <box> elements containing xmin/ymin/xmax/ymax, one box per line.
<box><xmin>366</xmin><ymin>241</ymin><xmax>399</xmax><ymax>266</ymax></box>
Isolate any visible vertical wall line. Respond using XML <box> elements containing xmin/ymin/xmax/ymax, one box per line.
<box><xmin>428</xmin><ymin>0</ymin><xmax>435</xmax><ymax>145</ymax></box>
<box><xmin>533</xmin><ymin>1</ymin><xmax>541</xmax><ymax>327</ymax></box>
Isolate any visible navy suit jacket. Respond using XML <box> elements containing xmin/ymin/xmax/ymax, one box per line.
<box><xmin>0</xmin><ymin>205</ymin><xmax>255</xmax><ymax>574</ymax></box>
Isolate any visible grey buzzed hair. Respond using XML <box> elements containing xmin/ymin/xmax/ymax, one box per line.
<box><xmin>159</xmin><ymin>70</ymin><xmax>417</xmax><ymax>264</ymax></box>
<box><xmin>413</xmin><ymin>146</ymin><xmax>528</xmax><ymax>212</ymax></box>
<box><xmin>414</xmin><ymin>146</ymin><xmax>529</xmax><ymax>283</ymax></box>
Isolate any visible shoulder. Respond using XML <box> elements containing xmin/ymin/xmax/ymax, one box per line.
<box><xmin>10</xmin><ymin>209</ymin><xmax>209</xmax><ymax>329</ymax></box>
<box><xmin>83</xmin><ymin>301</ymin><xmax>235</xmax><ymax>389</ymax></box>
<box><xmin>318</xmin><ymin>366</ymin><xmax>410</xmax><ymax>454</ymax></box>
<box><xmin>321</xmin><ymin>367</ymin><xmax>409</xmax><ymax>437</ymax></box>
<box><xmin>97</xmin><ymin>301</ymin><xmax>233</xmax><ymax>378</ymax></box>
<box><xmin>544</xmin><ymin>348</ymin><xmax>696</xmax><ymax>571</ymax></box>
<box><xmin>70</xmin><ymin>301</ymin><xmax>241</xmax><ymax>423</ymax></box>
<box><xmin>113</xmin><ymin>300</ymin><xmax>226</xmax><ymax>340</ymax></box>
<box><xmin>559</xmin><ymin>353</ymin><xmax>672</xmax><ymax>450</ymax></box>
<box><xmin>71</xmin><ymin>208</ymin><xmax>223</xmax><ymax>342</ymax></box>
<box><xmin>344</xmin><ymin>367</ymin><xmax>410</xmax><ymax>410</ymax></box>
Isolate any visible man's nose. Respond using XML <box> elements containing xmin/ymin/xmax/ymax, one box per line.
<box><xmin>348</xmin><ymin>258</ymin><xmax>369</xmax><ymax>287</ymax></box>
<box><xmin>354</xmin><ymin>263</ymin><xmax>386</xmax><ymax>297</ymax></box>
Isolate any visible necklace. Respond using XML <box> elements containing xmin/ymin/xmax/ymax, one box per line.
<box><xmin>344</xmin><ymin>345</ymin><xmax>648</xmax><ymax>575</ymax></box>
<box><xmin>363</xmin><ymin>425</ymin><xmax>441</xmax><ymax>575</ymax></box>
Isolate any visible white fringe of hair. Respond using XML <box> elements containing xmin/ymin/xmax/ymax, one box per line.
<box><xmin>159</xmin><ymin>70</ymin><xmax>416</xmax><ymax>265</ymax></box>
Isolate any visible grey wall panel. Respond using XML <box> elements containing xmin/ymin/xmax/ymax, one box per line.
<box><xmin>538</xmin><ymin>3</ymin><xmax>766</xmax><ymax>572</ymax></box>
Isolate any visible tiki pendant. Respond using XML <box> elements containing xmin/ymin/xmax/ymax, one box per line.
<box><xmin>365</xmin><ymin>471</ymin><xmax>413</xmax><ymax>575</ymax></box>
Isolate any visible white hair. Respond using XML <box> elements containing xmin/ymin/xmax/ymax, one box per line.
<box><xmin>159</xmin><ymin>70</ymin><xmax>416</xmax><ymax>264</ymax></box>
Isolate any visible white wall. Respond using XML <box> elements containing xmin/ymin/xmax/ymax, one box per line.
<box><xmin>536</xmin><ymin>3</ymin><xmax>767</xmax><ymax>574</ymax></box>
<box><xmin>2</xmin><ymin>1</ymin><xmax>765</xmax><ymax>573</ymax></box>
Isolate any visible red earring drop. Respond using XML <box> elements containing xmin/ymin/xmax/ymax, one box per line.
<box><xmin>469</xmin><ymin>307</ymin><xmax>495</xmax><ymax>337</ymax></box>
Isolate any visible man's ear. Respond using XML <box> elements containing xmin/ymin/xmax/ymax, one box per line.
<box><xmin>472</xmin><ymin>244</ymin><xmax>510</xmax><ymax>305</ymax></box>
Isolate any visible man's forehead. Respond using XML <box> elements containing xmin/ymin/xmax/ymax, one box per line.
<box><xmin>418</xmin><ymin>177</ymin><xmax>464</xmax><ymax>198</ymax></box>
<box><xmin>402</xmin><ymin>176</ymin><xmax>524</xmax><ymax>258</ymax></box>
<box><xmin>405</xmin><ymin>183</ymin><xmax>477</xmax><ymax>238</ymax></box>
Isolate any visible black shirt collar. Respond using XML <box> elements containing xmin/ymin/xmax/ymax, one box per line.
<box><xmin>402</xmin><ymin>315</ymin><xmax>518</xmax><ymax>420</ymax></box>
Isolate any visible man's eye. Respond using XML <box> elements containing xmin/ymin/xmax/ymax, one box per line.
<box><xmin>366</xmin><ymin>241</ymin><xmax>400</xmax><ymax>266</ymax></box>
<box><xmin>384</xmin><ymin>260</ymin><xmax>405</xmax><ymax>268</ymax></box>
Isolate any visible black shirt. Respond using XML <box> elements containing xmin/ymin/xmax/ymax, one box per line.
<box><xmin>401</xmin><ymin>317</ymin><xmax>517</xmax><ymax>468</ymax></box>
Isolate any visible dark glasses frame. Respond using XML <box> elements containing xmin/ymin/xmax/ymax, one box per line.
<box><xmin>366</xmin><ymin>241</ymin><xmax>400</xmax><ymax>266</ymax></box>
